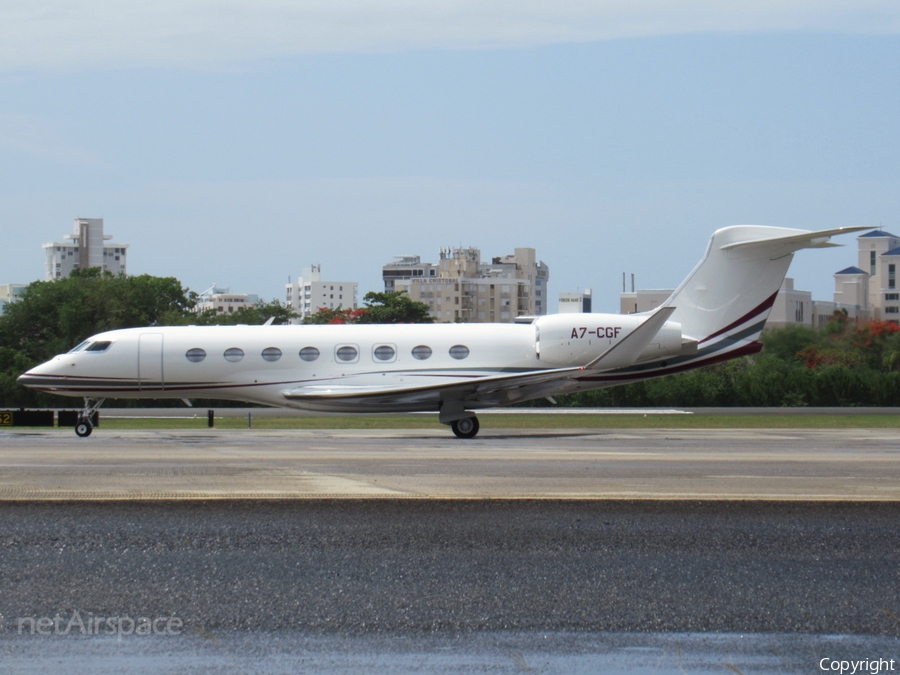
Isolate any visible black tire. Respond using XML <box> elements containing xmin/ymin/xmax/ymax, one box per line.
<box><xmin>451</xmin><ymin>416</ymin><xmax>479</xmax><ymax>439</ymax></box>
<box><xmin>75</xmin><ymin>421</ymin><xmax>93</xmax><ymax>438</ymax></box>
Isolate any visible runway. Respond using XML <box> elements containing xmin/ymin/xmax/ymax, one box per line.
<box><xmin>0</xmin><ymin>426</ymin><xmax>899</xmax><ymax>500</ymax></box>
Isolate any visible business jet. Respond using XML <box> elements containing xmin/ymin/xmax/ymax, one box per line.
<box><xmin>19</xmin><ymin>225</ymin><xmax>865</xmax><ymax>438</ymax></box>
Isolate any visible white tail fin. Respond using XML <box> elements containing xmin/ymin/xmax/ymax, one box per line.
<box><xmin>664</xmin><ymin>225</ymin><xmax>868</xmax><ymax>344</ymax></box>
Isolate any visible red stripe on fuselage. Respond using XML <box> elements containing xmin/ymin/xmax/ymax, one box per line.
<box><xmin>699</xmin><ymin>291</ymin><xmax>779</xmax><ymax>344</ymax></box>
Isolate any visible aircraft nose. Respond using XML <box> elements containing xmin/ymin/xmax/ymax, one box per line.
<box><xmin>17</xmin><ymin>370</ymin><xmax>41</xmax><ymax>389</ymax></box>
<box><xmin>17</xmin><ymin>358</ymin><xmax>68</xmax><ymax>390</ymax></box>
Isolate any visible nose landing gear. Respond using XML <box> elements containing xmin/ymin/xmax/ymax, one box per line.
<box><xmin>74</xmin><ymin>398</ymin><xmax>104</xmax><ymax>438</ymax></box>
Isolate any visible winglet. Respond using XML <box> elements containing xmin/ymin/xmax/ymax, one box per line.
<box><xmin>584</xmin><ymin>306</ymin><xmax>677</xmax><ymax>371</ymax></box>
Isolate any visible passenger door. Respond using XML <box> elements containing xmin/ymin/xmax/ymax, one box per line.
<box><xmin>138</xmin><ymin>333</ymin><xmax>164</xmax><ymax>391</ymax></box>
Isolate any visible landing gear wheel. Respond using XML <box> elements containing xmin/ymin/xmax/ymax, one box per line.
<box><xmin>451</xmin><ymin>416</ymin><xmax>479</xmax><ymax>439</ymax></box>
<box><xmin>74</xmin><ymin>397</ymin><xmax>104</xmax><ymax>438</ymax></box>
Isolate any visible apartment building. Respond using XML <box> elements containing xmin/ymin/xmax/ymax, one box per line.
<box><xmin>285</xmin><ymin>265</ymin><xmax>358</xmax><ymax>323</ymax></box>
<box><xmin>43</xmin><ymin>218</ymin><xmax>128</xmax><ymax>280</ymax></box>
<box><xmin>385</xmin><ymin>247</ymin><xmax>549</xmax><ymax>323</ymax></box>
<box><xmin>196</xmin><ymin>285</ymin><xmax>259</xmax><ymax>314</ymax></box>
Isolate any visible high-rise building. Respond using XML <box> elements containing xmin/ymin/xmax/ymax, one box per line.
<box><xmin>43</xmin><ymin>218</ymin><xmax>128</xmax><ymax>280</ymax></box>
<box><xmin>385</xmin><ymin>247</ymin><xmax>549</xmax><ymax>323</ymax></box>
<box><xmin>285</xmin><ymin>265</ymin><xmax>358</xmax><ymax>323</ymax></box>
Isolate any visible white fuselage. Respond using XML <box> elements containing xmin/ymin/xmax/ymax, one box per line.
<box><xmin>20</xmin><ymin>313</ymin><xmax>685</xmax><ymax>412</ymax></box>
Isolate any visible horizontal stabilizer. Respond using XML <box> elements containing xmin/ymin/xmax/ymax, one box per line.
<box><xmin>719</xmin><ymin>226</ymin><xmax>870</xmax><ymax>255</ymax></box>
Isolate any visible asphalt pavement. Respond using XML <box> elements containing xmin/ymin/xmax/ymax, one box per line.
<box><xmin>2</xmin><ymin>500</ymin><xmax>898</xmax><ymax>635</ymax></box>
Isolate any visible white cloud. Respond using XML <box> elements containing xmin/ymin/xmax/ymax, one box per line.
<box><xmin>1</xmin><ymin>0</ymin><xmax>898</xmax><ymax>71</ymax></box>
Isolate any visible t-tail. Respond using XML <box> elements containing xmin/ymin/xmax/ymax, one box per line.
<box><xmin>663</xmin><ymin>225</ymin><xmax>868</xmax><ymax>355</ymax></box>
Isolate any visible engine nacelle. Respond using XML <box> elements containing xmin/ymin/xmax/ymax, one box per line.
<box><xmin>535</xmin><ymin>313</ymin><xmax>687</xmax><ymax>368</ymax></box>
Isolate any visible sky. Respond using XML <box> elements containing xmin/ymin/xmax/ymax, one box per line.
<box><xmin>1</xmin><ymin>1</ymin><xmax>899</xmax><ymax>313</ymax></box>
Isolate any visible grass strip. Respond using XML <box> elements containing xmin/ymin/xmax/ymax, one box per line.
<box><xmin>90</xmin><ymin>413</ymin><xmax>900</xmax><ymax>431</ymax></box>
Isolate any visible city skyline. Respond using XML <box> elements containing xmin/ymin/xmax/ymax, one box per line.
<box><xmin>8</xmin><ymin>217</ymin><xmax>893</xmax><ymax>323</ymax></box>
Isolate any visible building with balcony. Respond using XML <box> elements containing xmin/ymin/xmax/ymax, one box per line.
<box><xmin>43</xmin><ymin>218</ymin><xmax>128</xmax><ymax>280</ymax></box>
<box><xmin>382</xmin><ymin>256</ymin><xmax>438</xmax><ymax>292</ymax></box>
<box><xmin>385</xmin><ymin>247</ymin><xmax>549</xmax><ymax>323</ymax></box>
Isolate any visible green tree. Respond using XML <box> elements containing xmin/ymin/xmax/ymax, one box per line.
<box><xmin>302</xmin><ymin>307</ymin><xmax>366</xmax><ymax>324</ymax></box>
<box><xmin>302</xmin><ymin>291</ymin><xmax>434</xmax><ymax>324</ymax></box>
<box><xmin>0</xmin><ymin>269</ymin><xmax>195</xmax><ymax>361</ymax></box>
<box><xmin>0</xmin><ymin>270</ymin><xmax>197</xmax><ymax>407</ymax></box>
<box><xmin>356</xmin><ymin>291</ymin><xmax>434</xmax><ymax>324</ymax></box>
<box><xmin>181</xmin><ymin>299</ymin><xmax>297</xmax><ymax>326</ymax></box>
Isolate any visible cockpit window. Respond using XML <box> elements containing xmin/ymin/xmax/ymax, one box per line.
<box><xmin>85</xmin><ymin>341</ymin><xmax>112</xmax><ymax>352</ymax></box>
<box><xmin>67</xmin><ymin>341</ymin><xmax>91</xmax><ymax>354</ymax></box>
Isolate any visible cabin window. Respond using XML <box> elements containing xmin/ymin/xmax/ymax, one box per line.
<box><xmin>85</xmin><ymin>341</ymin><xmax>112</xmax><ymax>352</ymax></box>
<box><xmin>412</xmin><ymin>345</ymin><xmax>432</xmax><ymax>360</ymax></box>
<box><xmin>373</xmin><ymin>345</ymin><xmax>396</xmax><ymax>362</ymax></box>
<box><xmin>336</xmin><ymin>345</ymin><xmax>359</xmax><ymax>362</ymax></box>
<box><xmin>185</xmin><ymin>348</ymin><xmax>206</xmax><ymax>363</ymax></box>
<box><xmin>299</xmin><ymin>347</ymin><xmax>320</xmax><ymax>362</ymax></box>
<box><xmin>261</xmin><ymin>347</ymin><xmax>282</xmax><ymax>362</ymax></box>
<box><xmin>224</xmin><ymin>348</ymin><xmax>244</xmax><ymax>363</ymax></box>
<box><xmin>449</xmin><ymin>345</ymin><xmax>469</xmax><ymax>360</ymax></box>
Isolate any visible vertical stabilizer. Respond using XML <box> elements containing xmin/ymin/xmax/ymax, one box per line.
<box><xmin>665</xmin><ymin>225</ymin><xmax>867</xmax><ymax>344</ymax></box>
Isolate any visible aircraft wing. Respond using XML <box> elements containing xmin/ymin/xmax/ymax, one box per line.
<box><xmin>282</xmin><ymin>364</ymin><xmax>586</xmax><ymax>410</ymax></box>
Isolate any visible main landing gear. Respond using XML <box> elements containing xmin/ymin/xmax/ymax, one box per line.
<box><xmin>450</xmin><ymin>416</ymin><xmax>480</xmax><ymax>439</ymax></box>
<box><xmin>74</xmin><ymin>398</ymin><xmax>104</xmax><ymax>438</ymax></box>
